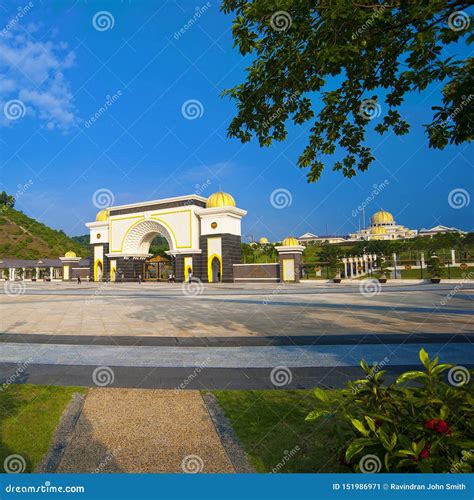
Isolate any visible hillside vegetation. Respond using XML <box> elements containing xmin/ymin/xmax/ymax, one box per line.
<box><xmin>0</xmin><ymin>207</ymin><xmax>88</xmax><ymax>259</ymax></box>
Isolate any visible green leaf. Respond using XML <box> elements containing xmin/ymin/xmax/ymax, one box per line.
<box><xmin>396</xmin><ymin>371</ymin><xmax>428</xmax><ymax>384</ymax></box>
<box><xmin>351</xmin><ymin>419</ymin><xmax>369</xmax><ymax>436</ymax></box>
<box><xmin>419</xmin><ymin>348</ymin><xmax>430</xmax><ymax>368</ymax></box>
<box><xmin>345</xmin><ymin>438</ymin><xmax>373</xmax><ymax>462</ymax></box>
<box><xmin>313</xmin><ymin>387</ymin><xmax>328</xmax><ymax>402</ymax></box>
<box><xmin>305</xmin><ymin>409</ymin><xmax>331</xmax><ymax>421</ymax></box>
<box><xmin>365</xmin><ymin>416</ymin><xmax>376</xmax><ymax>432</ymax></box>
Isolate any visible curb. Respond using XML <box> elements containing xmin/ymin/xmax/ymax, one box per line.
<box><xmin>201</xmin><ymin>392</ymin><xmax>254</xmax><ymax>473</ymax></box>
<box><xmin>35</xmin><ymin>392</ymin><xmax>86</xmax><ymax>472</ymax></box>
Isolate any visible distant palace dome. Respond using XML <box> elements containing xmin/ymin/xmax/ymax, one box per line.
<box><xmin>259</xmin><ymin>237</ymin><xmax>269</xmax><ymax>244</ymax></box>
<box><xmin>371</xmin><ymin>210</ymin><xmax>394</xmax><ymax>225</ymax></box>
<box><xmin>65</xmin><ymin>251</ymin><xmax>77</xmax><ymax>258</ymax></box>
<box><xmin>371</xmin><ymin>226</ymin><xmax>387</xmax><ymax>235</ymax></box>
<box><xmin>206</xmin><ymin>191</ymin><xmax>236</xmax><ymax>209</ymax></box>
<box><xmin>96</xmin><ymin>209</ymin><xmax>110</xmax><ymax>222</ymax></box>
<box><xmin>282</xmin><ymin>237</ymin><xmax>299</xmax><ymax>246</ymax></box>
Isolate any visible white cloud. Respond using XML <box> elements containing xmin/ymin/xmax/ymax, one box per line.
<box><xmin>0</xmin><ymin>23</ymin><xmax>78</xmax><ymax>130</ymax></box>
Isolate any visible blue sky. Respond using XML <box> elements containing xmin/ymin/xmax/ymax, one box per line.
<box><xmin>0</xmin><ymin>1</ymin><xmax>472</xmax><ymax>240</ymax></box>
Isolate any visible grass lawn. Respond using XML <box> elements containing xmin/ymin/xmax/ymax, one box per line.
<box><xmin>0</xmin><ymin>384</ymin><xmax>86</xmax><ymax>472</ymax></box>
<box><xmin>212</xmin><ymin>390</ymin><xmax>349</xmax><ymax>473</ymax></box>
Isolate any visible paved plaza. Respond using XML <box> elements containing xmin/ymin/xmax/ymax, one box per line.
<box><xmin>0</xmin><ymin>281</ymin><xmax>473</xmax><ymax>389</ymax></box>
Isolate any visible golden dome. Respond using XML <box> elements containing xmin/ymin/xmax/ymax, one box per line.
<box><xmin>65</xmin><ymin>251</ymin><xmax>77</xmax><ymax>258</ymax></box>
<box><xmin>96</xmin><ymin>209</ymin><xmax>110</xmax><ymax>222</ymax></box>
<box><xmin>282</xmin><ymin>236</ymin><xmax>299</xmax><ymax>246</ymax></box>
<box><xmin>259</xmin><ymin>237</ymin><xmax>269</xmax><ymax>244</ymax></box>
<box><xmin>371</xmin><ymin>210</ymin><xmax>394</xmax><ymax>225</ymax></box>
<box><xmin>371</xmin><ymin>226</ymin><xmax>387</xmax><ymax>235</ymax></box>
<box><xmin>206</xmin><ymin>191</ymin><xmax>236</xmax><ymax>209</ymax></box>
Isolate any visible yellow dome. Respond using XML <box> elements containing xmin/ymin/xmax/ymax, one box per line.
<box><xmin>259</xmin><ymin>237</ymin><xmax>269</xmax><ymax>244</ymax></box>
<box><xmin>371</xmin><ymin>226</ymin><xmax>387</xmax><ymax>235</ymax></box>
<box><xmin>282</xmin><ymin>236</ymin><xmax>299</xmax><ymax>246</ymax></box>
<box><xmin>206</xmin><ymin>191</ymin><xmax>236</xmax><ymax>209</ymax></box>
<box><xmin>65</xmin><ymin>251</ymin><xmax>77</xmax><ymax>258</ymax></box>
<box><xmin>371</xmin><ymin>210</ymin><xmax>394</xmax><ymax>225</ymax></box>
<box><xmin>96</xmin><ymin>209</ymin><xmax>109</xmax><ymax>222</ymax></box>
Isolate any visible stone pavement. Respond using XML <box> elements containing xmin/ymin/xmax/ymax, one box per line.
<box><xmin>55</xmin><ymin>388</ymin><xmax>235</xmax><ymax>473</ymax></box>
<box><xmin>0</xmin><ymin>282</ymin><xmax>472</xmax><ymax>337</ymax></box>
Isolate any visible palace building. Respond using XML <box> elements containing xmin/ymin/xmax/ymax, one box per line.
<box><xmin>86</xmin><ymin>191</ymin><xmax>247</xmax><ymax>283</ymax></box>
<box><xmin>348</xmin><ymin>209</ymin><xmax>418</xmax><ymax>241</ymax></box>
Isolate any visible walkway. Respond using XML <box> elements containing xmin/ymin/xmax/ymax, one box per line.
<box><xmin>55</xmin><ymin>389</ymin><xmax>234</xmax><ymax>473</ymax></box>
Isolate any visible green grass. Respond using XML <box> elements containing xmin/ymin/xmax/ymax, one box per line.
<box><xmin>0</xmin><ymin>384</ymin><xmax>86</xmax><ymax>472</ymax></box>
<box><xmin>212</xmin><ymin>390</ymin><xmax>349</xmax><ymax>473</ymax></box>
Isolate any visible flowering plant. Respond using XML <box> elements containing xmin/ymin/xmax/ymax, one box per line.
<box><xmin>306</xmin><ymin>348</ymin><xmax>473</xmax><ymax>472</ymax></box>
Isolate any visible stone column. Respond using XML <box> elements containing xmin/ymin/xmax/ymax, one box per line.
<box><xmin>392</xmin><ymin>253</ymin><xmax>398</xmax><ymax>279</ymax></box>
<box><xmin>451</xmin><ymin>249</ymin><xmax>456</xmax><ymax>265</ymax></box>
<box><xmin>275</xmin><ymin>242</ymin><xmax>305</xmax><ymax>283</ymax></box>
<box><xmin>342</xmin><ymin>258</ymin><xmax>348</xmax><ymax>278</ymax></box>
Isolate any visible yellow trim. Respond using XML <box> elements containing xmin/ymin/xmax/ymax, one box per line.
<box><xmin>282</xmin><ymin>258</ymin><xmax>295</xmax><ymax>282</ymax></box>
<box><xmin>208</xmin><ymin>253</ymin><xmax>222</xmax><ymax>283</ymax></box>
<box><xmin>110</xmin><ymin>215</ymin><xmax>144</xmax><ymax>253</ymax></box>
<box><xmin>110</xmin><ymin>260</ymin><xmax>116</xmax><ymax>282</ymax></box>
<box><xmin>110</xmin><ymin>209</ymin><xmax>193</xmax><ymax>253</ymax></box>
<box><xmin>94</xmin><ymin>259</ymin><xmax>103</xmax><ymax>282</ymax></box>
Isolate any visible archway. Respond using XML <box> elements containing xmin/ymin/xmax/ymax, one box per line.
<box><xmin>123</xmin><ymin>219</ymin><xmax>175</xmax><ymax>255</ymax></box>
<box><xmin>210</xmin><ymin>256</ymin><xmax>221</xmax><ymax>283</ymax></box>
<box><xmin>94</xmin><ymin>260</ymin><xmax>103</xmax><ymax>282</ymax></box>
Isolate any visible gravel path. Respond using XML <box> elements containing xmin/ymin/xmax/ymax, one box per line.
<box><xmin>56</xmin><ymin>388</ymin><xmax>235</xmax><ymax>473</ymax></box>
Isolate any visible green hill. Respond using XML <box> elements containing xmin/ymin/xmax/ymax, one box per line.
<box><xmin>0</xmin><ymin>207</ymin><xmax>88</xmax><ymax>259</ymax></box>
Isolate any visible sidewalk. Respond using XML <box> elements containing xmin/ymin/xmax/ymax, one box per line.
<box><xmin>55</xmin><ymin>389</ymin><xmax>235</xmax><ymax>473</ymax></box>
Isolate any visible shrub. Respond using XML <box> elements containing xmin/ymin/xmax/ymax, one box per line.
<box><xmin>306</xmin><ymin>348</ymin><xmax>473</xmax><ymax>473</ymax></box>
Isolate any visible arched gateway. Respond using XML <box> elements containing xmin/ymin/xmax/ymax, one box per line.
<box><xmin>86</xmin><ymin>192</ymin><xmax>246</xmax><ymax>283</ymax></box>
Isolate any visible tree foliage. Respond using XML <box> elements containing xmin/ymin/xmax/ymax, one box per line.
<box><xmin>222</xmin><ymin>0</ymin><xmax>473</xmax><ymax>181</ymax></box>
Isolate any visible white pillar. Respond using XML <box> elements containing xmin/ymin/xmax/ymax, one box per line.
<box><xmin>363</xmin><ymin>254</ymin><xmax>368</xmax><ymax>275</ymax></box>
<box><xmin>342</xmin><ymin>258</ymin><xmax>348</xmax><ymax>278</ymax></box>
<box><xmin>420</xmin><ymin>252</ymin><xmax>425</xmax><ymax>268</ymax></box>
<box><xmin>22</xmin><ymin>267</ymin><xmax>26</xmax><ymax>280</ymax></box>
<box><xmin>451</xmin><ymin>249</ymin><xmax>456</xmax><ymax>265</ymax></box>
<box><xmin>348</xmin><ymin>258</ymin><xmax>353</xmax><ymax>278</ymax></box>
<box><xmin>10</xmin><ymin>268</ymin><xmax>15</xmax><ymax>280</ymax></box>
<box><xmin>36</xmin><ymin>267</ymin><xmax>40</xmax><ymax>280</ymax></box>
<box><xmin>50</xmin><ymin>266</ymin><xmax>54</xmax><ymax>279</ymax></box>
<box><xmin>392</xmin><ymin>253</ymin><xmax>397</xmax><ymax>278</ymax></box>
